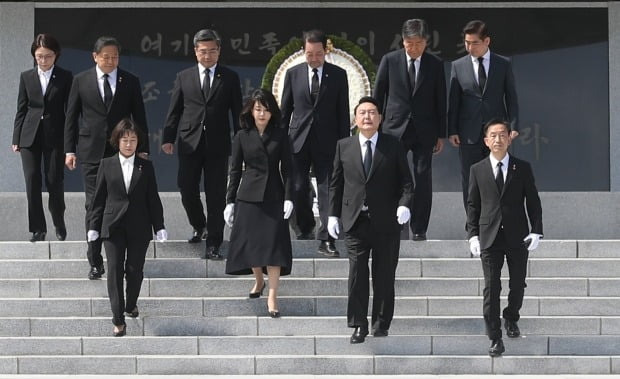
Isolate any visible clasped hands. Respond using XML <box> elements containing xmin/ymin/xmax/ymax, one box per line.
<box><xmin>469</xmin><ymin>233</ymin><xmax>542</xmax><ymax>257</ymax></box>
<box><xmin>327</xmin><ymin>206</ymin><xmax>411</xmax><ymax>239</ymax></box>
<box><xmin>223</xmin><ymin>200</ymin><xmax>294</xmax><ymax>228</ymax></box>
<box><xmin>86</xmin><ymin>229</ymin><xmax>168</xmax><ymax>242</ymax></box>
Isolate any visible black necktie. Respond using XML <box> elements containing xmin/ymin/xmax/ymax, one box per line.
<box><xmin>477</xmin><ymin>57</ymin><xmax>487</xmax><ymax>93</ymax></box>
<box><xmin>495</xmin><ymin>161</ymin><xmax>504</xmax><ymax>193</ymax></box>
<box><xmin>363</xmin><ymin>140</ymin><xmax>372</xmax><ymax>177</ymax></box>
<box><xmin>408</xmin><ymin>59</ymin><xmax>416</xmax><ymax>94</ymax></box>
<box><xmin>311</xmin><ymin>68</ymin><xmax>320</xmax><ymax>104</ymax></box>
<box><xmin>103</xmin><ymin>73</ymin><xmax>113</xmax><ymax>110</ymax></box>
<box><xmin>202</xmin><ymin>68</ymin><xmax>211</xmax><ymax>99</ymax></box>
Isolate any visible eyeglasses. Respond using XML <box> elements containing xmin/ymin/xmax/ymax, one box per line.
<box><xmin>196</xmin><ymin>48</ymin><xmax>220</xmax><ymax>56</ymax></box>
<box><xmin>35</xmin><ymin>54</ymin><xmax>55</xmax><ymax>61</ymax></box>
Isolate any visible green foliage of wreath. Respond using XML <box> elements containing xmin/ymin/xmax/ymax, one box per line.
<box><xmin>260</xmin><ymin>35</ymin><xmax>377</xmax><ymax>91</ymax></box>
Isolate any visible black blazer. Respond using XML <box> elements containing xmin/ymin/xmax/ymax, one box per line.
<box><xmin>448</xmin><ymin>52</ymin><xmax>518</xmax><ymax>144</ymax></box>
<box><xmin>64</xmin><ymin>67</ymin><xmax>149</xmax><ymax>163</ymax></box>
<box><xmin>88</xmin><ymin>155</ymin><xmax>164</xmax><ymax>241</ymax></box>
<box><xmin>466</xmin><ymin>155</ymin><xmax>543</xmax><ymax>250</ymax></box>
<box><xmin>162</xmin><ymin>64</ymin><xmax>242</xmax><ymax>156</ymax></box>
<box><xmin>226</xmin><ymin>126</ymin><xmax>293</xmax><ymax>204</ymax></box>
<box><xmin>329</xmin><ymin>133</ymin><xmax>413</xmax><ymax>233</ymax></box>
<box><xmin>13</xmin><ymin>66</ymin><xmax>73</xmax><ymax>149</ymax></box>
<box><xmin>373</xmin><ymin>50</ymin><xmax>447</xmax><ymax>146</ymax></box>
<box><xmin>280</xmin><ymin>61</ymin><xmax>350</xmax><ymax>156</ymax></box>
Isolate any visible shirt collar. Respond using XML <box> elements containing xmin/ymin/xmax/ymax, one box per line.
<box><xmin>358</xmin><ymin>132</ymin><xmax>379</xmax><ymax>147</ymax></box>
<box><xmin>489</xmin><ymin>152</ymin><xmax>509</xmax><ymax>169</ymax></box>
<box><xmin>119</xmin><ymin>153</ymin><xmax>135</xmax><ymax>166</ymax></box>
<box><xmin>199</xmin><ymin>62</ymin><xmax>217</xmax><ymax>74</ymax></box>
<box><xmin>96</xmin><ymin>65</ymin><xmax>117</xmax><ymax>81</ymax></box>
<box><xmin>308</xmin><ymin>64</ymin><xmax>323</xmax><ymax>75</ymax></box>
<box><xmin>471</xmin><ymin>49</ymin><xmax>491</xmax><ymax>63</ymax></box>
<box><xmin>406</xmin><ymin>52</ymin><xmax>420</xmax><ymax>64</ymax></box>
<box><xmin>38</xmin><ymin>65</ymin><xmax>54</xmax><ymax>77</ymax></box>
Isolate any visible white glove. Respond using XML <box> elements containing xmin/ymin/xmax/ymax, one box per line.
<box><xmin>396</xmin><ymin>206</ymin><xmax>411</xmax><ymax>225</ymax></box>
<box><xmin>283</xmin><ymin>200</ymin><xmax>294</xmax><ymax>220</ymax></box>
<box><xmin>223</xmin><ymin>203</ymin><xmax>235</xmax><ymax>227</ymax></box>
<box><xmin>469</xmin><ymin>236</ymin><xmax>481</xmax><ymax>257</ymax></box>
<box><xmin>87</xmin><ymin>230</ymin><xmax>99</xmax><ymax>242</ymax></box>
<box><xmin>155</xmin><ymin>229</ymin><xmax>168</xmax><ymax>242</ymax></box>
<box><xmin>327</xmin><ymin>216</ymin><xmax>340</xmax><ymax>239</ymax></box>
<box><xmin>524</xmin><ymin>233</ymin><xmax>542</xmax><ymax>251</ymax></box>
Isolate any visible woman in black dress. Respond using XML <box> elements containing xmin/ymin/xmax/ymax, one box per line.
<box><xmin>224</xmin><ymin>89</ymin><xmax>293</xmax><ymax>317</ymax></box>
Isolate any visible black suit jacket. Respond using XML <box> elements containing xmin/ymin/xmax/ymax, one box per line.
<box><xmin>64</xmin><ymin>67</ymin><xmax>148</xmax><ymax>163</ymax></box>
<box><xmin>374</xmin><ymin>50</ymin><xmax>447</xmax><ymax>146</ymax></box>
<box><xmin>467</xmin><ymin>155</ymin><xmax>543</xmax><ymax>250</ymax></box>
<box><xmin>13</xmin><ymin>66</ymin><xmax>73</xmax><ymax>149</ymax></box>
<box><xmin>226</xmin><ymin>126</ymin><xmax>293</xmax><ymax>204</ymax></box>
<box><xmin>88</xmin><ymin>155</ymin><xmax>164</xmax><ymax>241</ymax></box>
<box><xmin>329</xmin><ymin>133</ymin><xmax>413</xmax><ymax>233</ymax></box>
<box><xmin>448</xmin><ymin>52</ymin><xmax>518</xmax><ymax>144</ymax></box>
<box><xmin>280</xmin><ymin>61</ymin><xmax>350</xmax><ymax>155</ymax></box>
<box><xmin>163</xmin><ymin>64</ymin><xmax>242</xmax><ymax>156</ymax></box>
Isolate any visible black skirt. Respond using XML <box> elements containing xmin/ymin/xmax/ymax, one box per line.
<box><xmin>225</xmin><ymin>199</ymin><xmax>292</xmax><ymax>276</ymax></box>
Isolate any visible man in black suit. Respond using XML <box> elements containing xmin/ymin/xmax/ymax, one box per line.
<box><xmin>328</xmin><ymin>97</ymin><xmax>413</xmax><ymax>344</ymax></box>
<box><xmin>373</xmin><ymin>19</ymin><xmax>446</xmax><ymax>241</ymax></box>
<box><xmin>448</xmin><ymin>20</ymin><xmax>519</xmax><ymax>207</ymax></box>
<box><xmin>467</xmin><ymin>119</ymin><xmax>542</xmax><ymax>357</ymax></box>
<box><xmin>13</xmin><ymin>34</ymin><xmax>72</xmax><ymax>242</ymax></box>
<box><xmin>64</xmin><ymin>36</ymin><xmax>149</xmax><ymax>280</ymax></box>
<box><xmin>162</xmin><ymin>29</ymin><xmax>242</xmax><ymax>259</ymax></box>
<box><xmin>281</xmin><ymin>29</ymin><xmax>350</xmax><ymax>257</ymax></box>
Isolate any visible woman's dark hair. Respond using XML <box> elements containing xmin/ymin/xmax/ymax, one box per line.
<box><xmin>31</xmin><ymin>33</ymin><xmax>61</xmax><ymax>61</ymax></box>
<box><xmin>239</xmin><ymin>89</ymin><xmax>281</xmax><ymax>130</ymax></box>
<box><xmin>109</xmin><ymin>118</ymin><xmax>144</xmax><ymax>149</ymax></box>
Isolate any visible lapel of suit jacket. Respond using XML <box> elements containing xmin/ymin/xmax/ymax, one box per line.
<box><xmin>301</xmin><ymin>63</ymin><xmax>313</xmax><ymax>106</ymax></box>
<box><xmin>502</xmin><ymin>155</ymin><xmax>516</xmax><ymax>196</ymax></box>
<box><xmin>316</xmin><ymin>63</ymin><xmax>330</xmax><ymax>105</ymax></box>
<box><xmin>483</xmin><ymin>53</ymin><xmax>497</xmax><ymax>96</ymax></box>
<box><xmin>250</xmin><ymin>126</ymin><xmax>269</xmax><ymax>155</ymax></box>
<box><xmin>398</xmin><ymin>51</ymin><xmax>413</xmax><ymax>94</ymax></box>
<box><xmin>366</xmin><ymin>133</ymin><xmax>384</xmax><ymax>183</ymax></box>
<box><xmin>192</xmin><ymin>66</ymin><xmax>205</xmax><ymax>103</ymax></box>
<box><xmin>347</xmin><ymin>136</ymin><xmax>366</xmax><ymax>182</ymax></box>
<box><xmin>463</xmin><ymin>56</ymin><xmax>481</xmax><ymax>97</ymax></box>
<box><xmin>127</xmin><ymin>157</ymin><xmax>143</xmax><ymax>195</ymax></box>
<box><xmin>27</xmin><ymin>69</ymin><xmax>45</xmax><ymax>101</ymax></box>
<box><xmin>413</xmin><ymin>53</ymin><xmax>426</xmax><ymax>96</ymax></box>
<box><xmin>480</xmin><ymin>157</ymin><xmax>501</xmax><ymax>198</ymax></box>
<box><xmin>90</xmin><ymin>67</ymin><xmax>109</xmax><ymax>114</ymax></box>
<box><xmin>206</xmin><ymin>66</ymin><xmax>223</xmax><ymax>104</ymax></box>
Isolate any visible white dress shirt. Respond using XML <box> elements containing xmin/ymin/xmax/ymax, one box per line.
<box><xmin>358</xmin><ymin>132</ymin><xmax>378</xmax><ymax>211</ymax></box>
<box><xmin>119</xmin><ymin>153</ymin><xmax>135</xmax><ymax>192</ymax></box>
<box><xmin>471</xmin><ymin>49</ymin><xmax>491</xmax><ymax>85</ymax></box>
<box><xmin>307</xmin><ymin>65</ymin><xmax>323</xmax><ymax>93</ymax></box>
<box><xmin>199</xmin><ymin>62</ymin><xmax>216</xmax><ymax>89</ymax></box>
<box><xmin>489</xmin><ymin>152</ymin><xmax>509</xmax><ymax>182</ymax></box>
<box><xmin>38</xmin><ymin>65</ymin><xmax>53</xmax><ymax>96</ymax></box>
<box><xmin>407</xmin><ymin>55</ymin><xmax>420</xmax><ymax>82</ymax></box>
<box><xmin>96</xmin><ymin>66</ymin><xmax>117</xmax><ymax>101</ymax></box>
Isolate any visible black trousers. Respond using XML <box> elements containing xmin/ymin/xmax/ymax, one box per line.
<box><xmin>20</xmin><ymin>129</ymin><xmax>65</xmax><ymax>233</ymax></box>
<box><xmin>480</xmin><ymin>229</ymin><xmax>529</xmax><ymax>340</ymax></box>
<box><xmin>103</xmin><ymin>227</ymin><xmax>150</xmax><ymax>326</ymax></box>
<box><xmin>82</xmin><ymin>162</ymin><xmax>104</xmax><ymax>267</ymax></box>
<box><xmin>178</xmin><ymin>137</ymin><xmax>228</xmax><ymax>248</ymax></box>
<box><xmin>345</xmin><ymin>212</ymin><xmax>400</xmax><ymax>331</ymax></box>
<box><xmin>459</xmin><ymin>141</ymin><xmax>489</xmax><ymax>209</ymax></box>
<box><xmin>290</xmin><ymin>131</ymin><xmax>333</xmax><ymax>241</ymax></box>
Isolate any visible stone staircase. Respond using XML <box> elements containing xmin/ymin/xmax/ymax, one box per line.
<box><xmin>1</xmin><ymin>239</ymin><xmax>620</xmax><ymax>375</ymax></box>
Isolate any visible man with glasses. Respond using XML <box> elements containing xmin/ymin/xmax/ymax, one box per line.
<box><xmin>64</xmin><ymin>36</ymin><xmax>148</xmax><ymax>280</ymax></box>
<box><xmin>162</xmin><ymin>29</ymin><xmax>242</xmax><ymax>259</ymax></box>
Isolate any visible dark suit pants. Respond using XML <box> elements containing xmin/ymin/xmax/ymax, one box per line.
<box><xmin>291</xmin><ymin>135</ymin><xmax>333</xmax><ymax>241</ymax></box>
<box><xmin>401</xmin><ymin>133</ymin><xmax>434</xmax><ymax>235</ymax></box>
<box><xmin>345</xmin><ymin>212</ymin><xmax>400</xmax><ymax>331</ymax></box>
<box><xmin>480</xmin><ymin>230</ymin><xmax>529</xmax><ymax>340</ymax></box>
<box><xmin>178</xmin><ymin>141</ymin><xmax>228</xmax><ymax>248</ymax></box>
<box><xmin>103</xmin><ymin>227</ymin><xmax>150</xmax><ymax>326</ymax></box>
<box><xmin>459</xmin><ymin>141</ymin><xmax>489</xmax><ymax>208</ymax></box>
<box><xmin>20</xmin><ymin>130</ymin><xmax>65</xmax><ymax>233</ymax></box>
<box><xmin>82</xmin><ymin>162</ymin><xmax>104</xmax><ymax>267</ymax></box>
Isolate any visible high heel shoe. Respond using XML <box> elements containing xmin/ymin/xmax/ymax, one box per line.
<box><xmin>113</xmin><ymin>324</ymin><xmax>126</xmax><ymax>337</ymax></box>
<box><xmin>126</xmin><ymin>307</ymin><xmax>139</xmax><ymax>318</ymax></box>
<box><xmin>249</xmin><ymin>282</ymin><xmax>265</xmax><ymax>299</ymax></box>
<box><xmin>268</xmin><ymin>310</ymin><xmax>281</xmax><ymax>318</ymax></box>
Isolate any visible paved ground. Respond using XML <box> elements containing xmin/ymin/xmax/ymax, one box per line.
<box><xmin>1</xmin><ymin>376</ymin><xmax>619</xmax><ymax>379</ymax></box>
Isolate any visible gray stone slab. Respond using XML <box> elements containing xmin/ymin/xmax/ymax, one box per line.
<box><xmin>529</xmin><ymin>258</ymin><xmax>620</xmax><ymax>277</ymax></box>
<box><xmin>0</xmin><ymin>279</ymin><xmax>39</xmax><ymax>297</ymax></box>
<box><xmin>590</xmin><ymin>278</ymin><xmax>620</xmax><ymax>296</ymax></box>
<box><xmin>0</xmin><ymin>318</ymin><xmax>31</xmax><ymax>337</ymax></box>
<box><xmin>30</xmin><ymin>317</ymin><xmax>143</xmax><ymax>337</ymax></box>
<box><xmin>518</xmin><ymin>317</ymin><xmax>601</xmax><ymax>335</ymax></box>
<box><xmin>137</xmin><ymin>356</ymin><xmax>254</xmax><ymax>375</ymax></box>
<box><xmin>18</xmin><ymin>356</ymin><xmax>136</xmax><ymax>375</ymax></box>
<box><xmin>40</xmin><ymin>278</ymin><xmax>109</xmax><ymax>297</ymax></box>
<box><xmin>203</xmin><ymin>297</ymin><xmax>314</xmax><ymax>317</ymax></box>
<box><xmin>578</xmin><ymin>240</ymin><xmax>620</xmax><ymax>258</ymax></box>
<box><xmin>144</xmin><ymin>258</ymin><xmax>206</xmax><ymax>278</ymax></box>
<box><xmin>207</xmin><ymin>258</ymin><xmax>314</xmax><ymax>278</ymax></box>
<box><xmin>391</xmin><ymin>317</ymin><xmax>485</xmax><ymax>335</ymax></box>
<box><xmin>0</xmin><ymin>358</ymin><xmax>17</xmax><ymax>374</ymax></box>
<box><xmin>493</xmin><ymin>356</ymin><xmax>610</xmax><ymax>374</ymax></box>
<box><xmin>421</xmin><ymin>259</ymin><xmax>484</xmax><ymax>277</ymax></box>
<box><xmin>153</xmin><ymin>241</ymin><xmax>205</xmax><ymax>258</ymax></box>
<box><xmin>316</xmin><ymin>335</ymin><xmax>431</xmax><ymax>355</ymax></box>
<box><xmin>0</xmin><ymin>242</ymin><xmax>48</xmax><ymax>259</ymax></box>
<box><xmin>399</xmin><ymin>240</ymin><xmax>469</xmax><ymax>258</ymax></box>
<box><xmin>540</xmin><ymin>297</ymin><xmax>620</xmax><ymax>316</ymax></box>
<box><xmin>148</xmin><ymin>278</ymin><xmax>252</xmax><ymax>297</ymax></box>
<box><xmin>315</xmin><ymin>296</ymin><xmax>427</xmax><ymax>316</ymax></box>
<box><xmin>258</xmin><ymin>316</ymin><xmax>350</xmax><ymax>336</ymax></box>
<box><xmin>50</xmin><ymin>241</ymin><xmax>155</xmax><ymax>259</ymax></box>
<box><xmin>396</xmin><ymin>278</ymin><xmax>479</xmax><ymax>296</ymax></box>
<box><xmin>0</xmin><ymin>337</ymin><xmax>81</xmax><ymax>355</ymax></box>
<box><xmin>280</xmin><ymin>278</ymin><xmax>348</xmax><ymax>296</ymax></box>
<box><xmin>0</xmin><ymin>299</ymin><xmax>91</xmax><ymax>317</ymax></box>
<box><xmin>314</xmin><ymin>258</ymin><xmax>421</xmax><ymax>278</ymax></box>
<box><xmin>550</xmin><ymin>335</ymin><xmax>620</xmax><ymax>355</ymax></box>
<box><xmin>199</xmin><ymin>336</ymin><xmax>314</xmax><ymax>355</ymax></box>
<box><xmin>432</xmin><ymin>335</ymin><xmax>549</xmax><ymax>355</ymax></box>
<box><xmin>255</xmin><ymin>356</ymin><xmax>373</xmax><ymax>375</ymax></box>
<box><xmin>375</xmin><ymin>356</ymin><xmax>492</xmax><ymax>375</ymax></box>
<box><xmin>82</xmin><ymin>336</ymin><xmax>197</xmax><ymax>355</ymax></box>
<box><xmin>600</xmin><ymin>317</ymin><xmax>620</xmax><ymax>334</ymax></box>
<box><xmin>534</xmin><ymin>240</ymin><xmax>577</xmax><ymax>258</ymax></box>
<box><xmin>497</xmin><ymin>278</ymin><xmax>588</xmax><ymax>297</ymax></box>
<box><xmin>92</xmin><ymin>297</ymin><xmax>203</xmax><ymax>317</ymax></box>
<box><xmin>144</xmin><ymin>316</ymin><xmax>256</xmax><ymax>336</ymax></box>
<box><xmin>0</xmin><ymin>260</ymin><xmax>87</xmax><ymax>279</ymax></box>
<box><xmin>427</xmin><ymin>297</ymin><xmax>538</xmax><ymax>316</ymax></box>
<box><xmin>609</xmin><ymin>356</ymin><xmax>620</xmax><ymax>374</ymax></box>
<box><xmin>287</xmin><ymin>240</ymin><xmax>348</xmax><ymax>258</ymax></box>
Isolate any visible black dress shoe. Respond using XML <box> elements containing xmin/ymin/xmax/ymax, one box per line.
<box><xmin>412</xmin><ymin>233</ymin><xmax>427</xmax><ymax>241</ymax></box>
<box><xmin>55</xmin><ymin>227</ymin><xmax>67</xmax><ymax>241</ymax></box>
<box><xmin>188</xmin><ymin>228</ymin><xmax>207</xmax><ymax>243</ymax></box>
<box><xmin>297</xmin><ymin>231</ymin><xmax>315</xmax><ymax>240</ymax></box>
<box><xmin>29</xmin><ymin>231</ymin><xmax>46</xmax><ymax>242</ymax></box>
<box><xmin>113</xmin><ymin>324</ymin><xmax>126</xmax><ymax>337</ymax></box>
<box><xmin>205</xmin><ymin>245</ymin><xmax>223</xmax><ymax>260</ymax></box>
<box><xmin>373</xmin><ymin>328</ymin><xmax>389</xmax><ymax>337</ymax></box>
<box><xmin>269</xmin><ymin>310</ymin><xmax>281</xmax><ymax>318</ymax></box>
<box><xmin>505</xmin><ymin>319</ymin><xmax>520</xmax><ymax>338</ymax></box>
<box><xmin>350</xmin><ymin>326</ymin><xmax>369</xmax><ymax>344</ymax></box>
<box><xmin>88</xmin><ymin>265</ymin><xmax>105</xmax><ymax>280</ymax></box>
<box><xmin>318</xmin><ymin>240</ymin><xmax>339</xmax><ymax>258</ymax></box>
<box><xmin>125</xmin><ymin>307</ymin><xmax>139</xmax><ymax>318</ymax></box>
<box><xmin>249</xmin><ymin>283</ymin><xmax>265</xmax><ymax>299</ymax></box>
<box><xmin>488</xmin><ymin>338</ymin><xmax>505</xmax><ymax>357</ymax></box>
